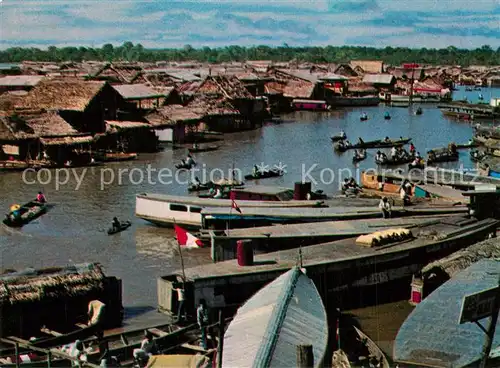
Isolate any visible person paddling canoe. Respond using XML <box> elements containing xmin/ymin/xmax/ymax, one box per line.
<box><xmin>112</xmin><ymin>217</ymin><xmax>121</xmax><ymax>232</ymax></box>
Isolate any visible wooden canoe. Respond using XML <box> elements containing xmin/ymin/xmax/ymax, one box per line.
<box><xmin>3</xmin><ymin>201</ymin><xmax>47</xmax><ymax>227</ymax></box>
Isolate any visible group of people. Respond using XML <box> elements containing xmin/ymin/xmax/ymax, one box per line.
<box><xmin>341</xmin><ymin>177</ymin><xmax>360</xmax><ymax>193</ymax></box>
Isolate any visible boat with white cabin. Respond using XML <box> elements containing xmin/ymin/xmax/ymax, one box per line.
<box><xmin>136</xmin><ymin>188</ymin><xmax>325</xmax><ymax>228</ymax></box>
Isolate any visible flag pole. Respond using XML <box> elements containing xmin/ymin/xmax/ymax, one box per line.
<box><xmin>174</xmin><ymin>220</ymin><xmax>186</xmax><ymax>283</ymax></box>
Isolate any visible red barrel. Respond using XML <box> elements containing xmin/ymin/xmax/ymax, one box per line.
<box><xmin>237</xmin><ymin>239</ymin><xmax>254</xmax><ymax>266</ymax></box>
<box><xmin>294</xmin><ymin>182</ymin><xmax>304</xmax><ymax>200</ymax></box>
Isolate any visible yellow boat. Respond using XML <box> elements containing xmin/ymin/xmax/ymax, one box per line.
<box><xmin>146</xmin><ymin>354</ymin><xmax>210</xmax><ymax>368</ymax></box>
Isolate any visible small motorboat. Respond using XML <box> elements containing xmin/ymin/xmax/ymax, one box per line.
<box><xmin>244</xmin><ymin>169</ymin><xmax>284</xmax><ymax>180</ymax></box>
<box><xmin>415</xmin><ymin>107</ymin><xmax>423</xmax><ymax>115</ymax></box>
<box><xmin>107</xmin><ymin>221</ymin><xmax>131</xmax><ymax>235</ymax></box>
<box><xmin>465</xmin><ymin>86</ymin><xmax>473</xmax><ymax>91</ymax></box>
<box><xmin>474</xmin><ymin>86</ymin><xmax>481</xmax><ymax>91</ymax></box>
<box><xmin>375</xmin><ymin>155</ymin><xmax>413</xmax><ymax>166</ymax></box>
<box><xmin>384</xmin><ymin>112</ymin><xmax>391</xmax><ymax>120</ymax></box>
<box><xmin>3</xmin><ymin>201</ymin><xmax>48</xmax><ymax>227</ymax></box>
<box><xmin>188</xmin><ymin>145</ymin><xmax>220</xmax><ymax>153</ymax></box>
<box><xmin>360</xmin><ymin>113</ymin><xmax>368</xmax><ymax>121</ymax></box>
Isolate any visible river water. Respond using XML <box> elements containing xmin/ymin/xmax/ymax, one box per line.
<box><xmin>1</xmin><ymin>87</ymin><xmax>498</xmax><ymax>312</ymax></box>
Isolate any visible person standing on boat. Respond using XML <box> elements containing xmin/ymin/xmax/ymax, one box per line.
<box><xmin>197</xmin><ymin>299</ymin><xmax>209</xmax><ymax>350</ymax></box>
<box><xmin>213</xmin><ymin>187</ymin><xmax>222</xmax><ymax>199</ymax></box>
<box><xmin>390</xmin><ymin>146</ymin><xmax>397</xmax><ymax>159</ymax></box>
<box><xmin>340</xmin><ymin>130</ymin><xmax>346</xmax><ymax>139</ymax></box>
<box><xmin>379</xmin><ymin>197</ymin><xmax>391</xmax><ymax>218</ymax></box>
<box><xmin>252</xmin><ymin>165</ymin><xmax>259</xmax><ymax>177</ymax></box>
<box><xmin>173</xmin><ymin>283</ymin><xmax>186</xmax><ymax>322</ymax></box>
<box><xmin>409</xmin><ymin>143</ymin><xmax>416</xmax><ymax>156</ymax></box>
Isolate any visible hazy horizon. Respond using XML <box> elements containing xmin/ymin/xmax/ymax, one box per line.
<box><xmin>1</xmin><ymin>0</ymin><xmax>499</xmax><ymax>50</ymax></box>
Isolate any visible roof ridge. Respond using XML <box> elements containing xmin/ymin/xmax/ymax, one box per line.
<box><xmin>252</xmin><ymin>267</ymin><xmax>301</xmax><ymax>367</ymax></box>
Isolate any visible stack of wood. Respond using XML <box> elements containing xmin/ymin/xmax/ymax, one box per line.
<box><xmin>356</xmin><ymin>228</ymin><xmax>413</xmax><ymax>247</ymax></box>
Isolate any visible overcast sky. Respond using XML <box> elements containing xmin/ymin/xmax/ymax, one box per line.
<box><xmin>1</xmin><ymin>0</ymin><xmax>499</xmax><ymax>49</ymax></box>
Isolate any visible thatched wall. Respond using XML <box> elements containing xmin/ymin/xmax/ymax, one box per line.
<box><xmin>0</xmin><ymin>263</ymin><xmax>123</xmax><ymax>338</ymax></box>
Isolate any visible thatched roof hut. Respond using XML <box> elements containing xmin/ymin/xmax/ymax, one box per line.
<box><xmin>0</xmin><ymin>263</ymin><xmax>106</xmax><ymax>306</ymax></box>
<box><xmin>16</xmin><ymin>79</ymin><xmax>107</xmax><ymax>112</ymax></box>
<box><xmin>422</xmin><ymin>238</ymin><xmax>500</xmax><ymax>281</ymax></box>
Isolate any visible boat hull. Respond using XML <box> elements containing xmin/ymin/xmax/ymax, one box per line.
<box><xmin>135</xmin><ymin>194</ymin><xmax>325</xmax><ymax>228</ymax></box>
<box><xmin>3</xmin><ymin>201</ymin><xmax>47</xmax><ymax>227</ymax></box>
<box><xmin>244</xmin><ymin>170</ymin><xmax>283</xmax><ymax>180</ymax></box>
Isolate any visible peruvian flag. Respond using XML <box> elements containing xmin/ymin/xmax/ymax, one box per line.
<box><xmin>174</xmin><ymin>225</ymin><xmax>203</xmax><ymax>248</ymax></box>
<box><xmin>231</xmin><ymin>199</ymin><xmax>242</xmax><ymax>213</ymax></box>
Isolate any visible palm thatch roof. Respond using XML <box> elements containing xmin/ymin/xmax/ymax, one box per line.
<box><xmin>187</xmin><ymin>95</ymin><xmax>239</xmax><ymax>116</ymax></box>
<box><xmin>196</xmin><ymin>75</ymin><xmax>254</xmax><ymax>100</ymax></box>
<box><xmin>105</xmin><ymin>120</ymin><xmax>151</xmax><ymax>133</ymax></box>
<box><xmin>145</xmin><ymin>105</ymin><xmax>203</xmax><ymax>127</ymax></box>
<box><xmin>23</xmin><ymin>110</ymin><xmax>80</xmax><ymax>137</ymax></box>
<box><xmin>0</xmin><ymin>115</ymin><xmax>37</xmax><ymax>141</ymax></box>
<box><xmin>422</xmin><ymin>238</ymin><xmax>500</xmax><ymax>280</ymax></box>
<box><xmin>89</xmin><ymin>63</ymin><xmax>144</xmax><ymax>84</ymax></box>
<box><xmin>17</xmin><ymin>79</ymin><xmax>106</xmax><ymax>111</ymax></box>
<box><xmin>0</xmin><ymin>263</ymin><xmax>106</xmax><ymax>305</ymax></box>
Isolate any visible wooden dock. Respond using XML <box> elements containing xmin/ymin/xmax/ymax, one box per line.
<box><xmin>158</xmin><ymin>216</ymin><xmax>499</xmax><ymax>315</ymax></box>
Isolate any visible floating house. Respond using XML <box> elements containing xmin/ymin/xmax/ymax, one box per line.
<box><xmin>394</xmin><ymin>259</ymin><xmax>500</xmax><ymax>368</ymax></box>
<box><xmin>222</xmin><ymin>267</ymin><xmax>329</xmax><ymax>368</ymax></box>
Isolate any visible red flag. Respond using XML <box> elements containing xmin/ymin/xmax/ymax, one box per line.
<box><xmin>174</xmin><ymin>224</ymin><xmax>203</xmax><ymax>248</ymax></box>
<box><xmin>231</xmin><ymin>199</ymin><xmax>242</xmax><ymax>213</ymax></box>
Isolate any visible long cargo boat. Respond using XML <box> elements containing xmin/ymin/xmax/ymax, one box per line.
<box><xmin>158</xmin><ymin>216</ymin><xmax>499</xmax><ymax>315</ymax></box>
<box><xmin>136</xmin><ymin>193</ymin><xmax>325</xmax><ymax>228</ymax></box>
<box><xmin>334</xmin><ymin>138</ymin><xmax>411</xmax><ymax>152</ymax></box>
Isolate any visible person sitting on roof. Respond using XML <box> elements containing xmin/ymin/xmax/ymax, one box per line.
<box><xmin>36</xmin><ymin>191</ymin><xmax>46</xmax><ymax>203</ymax></box>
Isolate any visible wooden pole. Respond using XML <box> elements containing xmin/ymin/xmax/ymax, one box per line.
<box><xmin>479</xmin><ymin>274</ymin><xmax>500</xmax><ymax>368</ymax></box>
<box><xmin>216</xmin><ymin>310</ymin><xmax>224</xmax><ymax>368</ymax></box>
<box><xmin>296</xmin><ymin>344</ymin><xmax>313</xmax><ymax>368</ymax></box>
<box><xmin>14</xmin><ymin>342</ymin><xmax>20</xmax><ymax>368</ymax></box>
<box><xmin>47</xmin><ymin>351</ymin><xmax>51</xmax><ymax>368</ymax></box>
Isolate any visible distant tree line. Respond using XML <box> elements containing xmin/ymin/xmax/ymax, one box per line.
<box><xmin>1</xmin><ymin>42</ymin><xmax>499</xmax><ymax>66</ymax></box>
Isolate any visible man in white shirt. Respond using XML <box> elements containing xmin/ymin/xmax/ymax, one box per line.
<box><xmin>133</xmin><ymin>331</ymin><xmax>157</xmax><ymax>365</ymax></box>
<box><xmin>379</xmin><ymin>197</ymin><xmax>391</xmax><ymax>218</ymax></box>
<box><xmin>391</xmin><ymin>146</ymin><xmax>397</xmax><ymax>159</ymax></box>
<box><xmin>173</xmin><ymin>283</ymin><xmax>186</xmax><ymax>322</ymax></box>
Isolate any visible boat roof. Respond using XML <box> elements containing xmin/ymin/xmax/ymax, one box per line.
<box><xmin>222</xmin><ymin>267</ymin><xmax>328</xmax><ymax>368</ymax></box>
<box><xmin>202</xmin><ymin>206</ymin><xmax>389</xmax><ymax>217</ymax></box>
<box><xmin>393</xmin><ymin>259</ymin><xmax>500</xmax><ymax>368</ymax></box>
<box><xmin>177</xmin><ymin>217</ymin><xmax>499</xmax><ymax>281</ymax></box>
<box><xmin>231</xmin><ymin>186</ymin><xmax>292</xmax><ymax>195</ymax></box>
<box><xmin>136</xmin><ymin>193</ymin><xmax>321</xmax><ymax>207</ymax></box>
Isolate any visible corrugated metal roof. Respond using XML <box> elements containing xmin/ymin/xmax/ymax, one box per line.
<box><xmin>0</xmin><ymin>75</ymin><xmax>45</xmax><ymax>87</ymax></box>
<box><xmin>362</xmin><ymin>74</ymin><xmax>395</xmax><ymax>85</ymax></box>
<box><xmin>222</xmin><ymin>267</ymin><xmax>328</xmax><ymax>368</ymax></box>
<box><xmin>394</xmin><ymin>259</ymin><xmax>500</xmax><ymax>368</ymax></box>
